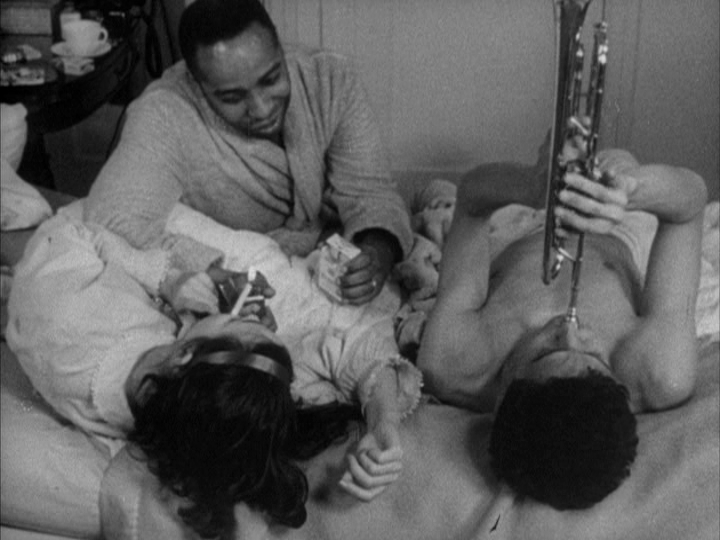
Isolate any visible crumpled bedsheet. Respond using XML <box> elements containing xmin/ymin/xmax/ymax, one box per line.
<box><xmin>100</xmin><ymin>340</ymin><xmax>719</xmax><ymax>540</ymax></box>
<box><xmin>99</xmin><ymin>204</ymin><xmax>720</xmax><ymax>540</ymax></box>
<box><xmin>3</xmin><ymin>198</ymin><xmax>718</xmax><ymax>540</ymax></box>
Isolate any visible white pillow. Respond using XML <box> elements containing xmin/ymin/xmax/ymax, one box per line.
<box><xmin>0</xmin><ymin>103</ymin><xmax>52</xmax><ymax>231</ymax></box>
<box><xmin>0</xmin><ymin>343</ymin><xmax>107</xmax><ymax>537</ymax></box>
<box><xmin>0</xmin><ymin>103</ymin><xmax>28</xmax><ymax>171</ymax></box>
<box><xmin>0</xmin><ymin>158</ymin><xmax>52</xmax><ymax>231</ymax></box>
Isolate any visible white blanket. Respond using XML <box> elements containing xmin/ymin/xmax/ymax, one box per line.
<box><xmin>166</xmin><ymin>203</ymin><xmax>404</xmax><ymax>405</ymax></box>
<box><xmin>3</xmin><ymin>198</ymin><xmax>719</xmax><ymax>540</ymax></box>
<box><xmin>6</xmin><ymin>200</ymin><xmax>404</xmax><ymax>441</ymax></box>
<box><xmin>100</xmin><ymin>340</ymin><xmax>720</xmax><ymax>540</ymax></box>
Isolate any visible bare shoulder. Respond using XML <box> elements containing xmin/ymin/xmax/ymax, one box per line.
<box><xmin>613</xmin><ymin>316</ymin><xmax>698</xmax><ymax>412</ymax></box>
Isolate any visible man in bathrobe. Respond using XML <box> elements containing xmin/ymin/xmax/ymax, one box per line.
<box><xmin>84</xmin><ymin>0</ymin><xmax>413</xmax><ymax>309</ymax></box>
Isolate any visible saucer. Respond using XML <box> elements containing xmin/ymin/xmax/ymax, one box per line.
<box><xmin>51</xmin><ymin>41</ymin><xmax>112</xmax><ymax>58</ymax></box>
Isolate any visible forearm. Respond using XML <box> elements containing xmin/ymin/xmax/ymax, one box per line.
<box><xmin>359</xmin><ymin>357</ymin><xmax>423</xmax><ymax>426</ymax></box>
<box><xmin>417</xmin><ymin>209</ymin><xmax>496</xmax><ymax>409</ymax></box>
<box><xmin>362</xmin><ymin>367</ymin><xmax>403</xmax><ymax>429</ymax></box>
<box><xmin>622</xmin><ymin>162</ymin><xmax>708</xmax><ymax>223</ymax></box>
<box><xmin>435</xmin><ymin>209</ymin><xmax>492</xmax><ymax>311</ymax></box>
<box><xmin>457</xmin><ymin>162</ymin><xmax>545</xmax><ymax>217</ymax></box>
<box><xmin>417</xmin><ymin>303</ymin><xmax>496</xmax><ymax>411</ymax></box>
<box><xmin>327</xmin><ymin>56</ymin><xmax>414</xmax><ymax>260</ymax></box>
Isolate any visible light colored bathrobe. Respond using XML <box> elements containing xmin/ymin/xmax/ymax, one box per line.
<box><xmin>85</xmin><ymin>45</ymin><xmax>413</xmax><ymax>271</ymax></box>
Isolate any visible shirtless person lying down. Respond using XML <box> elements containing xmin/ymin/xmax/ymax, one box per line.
<box><xmin>417</xmin><ymin>147</ymin><xmax>708</xmax><ymax>509</ymax></box>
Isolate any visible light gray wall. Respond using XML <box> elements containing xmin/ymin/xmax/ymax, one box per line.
<box><xmin>49</xmin><ymin>0</ymin><xmax>719</xmax><ymax>199</ymax></box>
<box><xmin>266</xmin><ymin>0</ymin><xmax>720</xmax><ymax>198</ymax></box>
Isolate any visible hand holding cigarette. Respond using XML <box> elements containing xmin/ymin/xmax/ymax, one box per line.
<box><xmin>207</xmin><ymin>266</ymin><xmax>277</xmax><ymax>330</ymax></box>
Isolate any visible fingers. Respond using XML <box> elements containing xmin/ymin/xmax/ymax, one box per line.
<box><xmin>554</xmin><ymin>204</ymin><xmax>620</xmax><ymax>235</ymax></box>
<box><xmin>340</xmin><ymin>251</ymin><xmax>384</xmax><ymax>305</ymax></box>
<box><xmin>253</xmin><ymin>271</ymin><xmax>276</xmax><ymax>299</ymax></box>
<box><xmin>258</xmin><ymin>305</ymin><xmax>278</xmax><ymax>331</ymax></box>
<box><xmin>351</xmin><ymin>450</ymin><xmax>403</xmax><ymax>480</ymax></box>
<box><xmin>562</xmin><ymin>172</ymin><xmax>628</xmax><ymax>206</ymax></box>
<box><xmin>557</xmin><ymin>186</ymin><xmax>625</xmax><ymax>223</ymax></box>
<box><xmin>553</xmin><ymin>172</ymin><xmax>627</xmax><ymax>235</ymax></box>
<box><xmin>338</xmin><ymin>451</ymin><xmax>402</xmax><ymax>502</ymax></box>
<box><xmin>338</xmin><ymin>477</ymin><xmax>387</xmax><ymax>502</ymax></box>
<box><xmin>341</xmin><ymin>279</ymin><xmax>380</xmax><ymax>305</ymax></box>
<box><xmin>359</xmin><ymin>439</ymin><xmax>404</xmax><ymax>469</ymax></box>
<box><xmin>176</xmin><ymin>273</ymin><xmax>219</xmax><ymax>314</ymax></box>
<box><xmin>237</xmin><ymin>302</ymin><xmax>278</xmax><ymax>331</ymax></box>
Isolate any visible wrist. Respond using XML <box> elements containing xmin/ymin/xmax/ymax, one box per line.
<box><xmin>364</xmin><ymin>401</ymin><xmax>402</xmax><ymax>430</ymax></box>
<box><xmin>354</xmin><ymin>229</ymin><xmax>401</xmax><ymax>269</ymax></box>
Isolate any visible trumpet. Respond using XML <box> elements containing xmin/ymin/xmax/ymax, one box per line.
<box><xmin>541</xmin><ymin>0</ymin><xmax>608</xmax><ymax>324</ymax></box>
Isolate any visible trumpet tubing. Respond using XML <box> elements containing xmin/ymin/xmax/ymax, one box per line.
<box><xmin>541</xmin><ymin>0</ymin><xmax>608</xmax><ymax>323</ymax></box>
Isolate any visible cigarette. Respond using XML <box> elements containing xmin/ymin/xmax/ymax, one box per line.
<box><xmin>230</xmin><ymin>282</ymin><xmax>253</xmax><ymax>317</ymax></box>
<box><xmin>229</xmin><ymin>266</ymin><xmax>259</xmax><ymax>317</ymax></box>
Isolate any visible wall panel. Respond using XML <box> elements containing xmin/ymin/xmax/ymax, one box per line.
<box><xmin>261</xmin><ymin>0</ymin><xmax>718</xmax><ymax>197</ymax></box>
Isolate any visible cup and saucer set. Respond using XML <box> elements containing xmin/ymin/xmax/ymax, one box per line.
<box><xmin>51</xmin><ymin>41</ymin><xmax>111</xmax><ymax>58</ymax></box>
<box><xmin>51</xmin><ymin>19</ymin><xmax>112</xmax><ymax>59</ymax></box>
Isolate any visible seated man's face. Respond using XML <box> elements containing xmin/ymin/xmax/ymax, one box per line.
<box><xmin>498</xmin><ymin>315</ymin><xmax>614</xmax><ymax>402</ymax></box>
<box><xmin>195</xmin><ymin>22</ymin><xmax>290</xmax><ymax>139</ymax></box>
<box><xmin>125</xmin><ymin>315</ymin><xmax>283</xmax><ymax>408</ymax></box>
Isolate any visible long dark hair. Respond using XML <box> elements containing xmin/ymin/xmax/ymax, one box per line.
<box><xmin>129</xmin><ymin>336</ymin><xmax>361</xmax><ymax>539</ymax></box>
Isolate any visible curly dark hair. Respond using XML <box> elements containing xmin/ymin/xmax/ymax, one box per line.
<box><xmin>179</xmin><ymin>0</ymin><xmax>279</xmax><ymax>78</ymax></box>
<box><xmin>128</xmin><ymin>336</ymin><xmax>360</xmax><ymax>539</ymax></box>
<box><xmin>488</xmin><ymin>369</ymin><xmax>638</xmax><ymax>510</ymax></box>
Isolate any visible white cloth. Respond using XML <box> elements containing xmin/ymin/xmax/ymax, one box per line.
<box><xmin>166</xmin><ymin>202</ymin><xmax>410</xmax><ymax>407</ymax></box>
<box><xmin>0</xmin><ymin>103</ymin><xmax>52</xmax><ymax>231</ymax></box>
<box><xmin>6</xmin><ymin>200</ymin><xmax>414</xmax><ymax>439</ymax></box>
<box><xmin>1</xmin><ymin>103</ymin><xmax>28</xmax><ymax>169</ymax></box>
<box><xmin>6</xmin><ymin>207</ymin><xmax>176</xmax><ymax>442</ymax></box>
<box><xmin>100</xmin><ymin>341</ymin><xmax>720</xmax><ymax>540</ymax></box>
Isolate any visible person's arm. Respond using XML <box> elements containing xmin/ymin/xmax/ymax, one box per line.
<box><xmin>415</xmin><ymin>174</ymin><xmax>498</xmax><ymax>410</ymax></box>
<box><xmin>338</xmin><ymin>354</ymin><xmax>422</xmax><ymax>501</ymax></box>
<box><xmin>319</xmin><ymin>55</ymin><xmax>414</xmax><ymax>303</ymax></box>
<box><xmin>90</xmin><ymin>223</ymin><xmax>225</xmax><ymax>316</ymax></box>
<box><xmin>556</xmin><ymin>149</ymin><xmax>708</xmax><ymax>411</ymax></box>
<box><xmin>458</xmin><ymin>160</ymin><xmax>547</xmax><ymax>215</ymax></box>
<box><xmin>326</xmin><ymin>58</ymin><xmax>413</xmax><ymax>256</ymax></box>
<box><xmin>338</xmin><ymin>365</ymin><xmax>405</xmax><ymax>501</ymax></box>
<box><xmin>84</xmin><ymin>91</ymin><xmax>223</xmax><ymax>276</ymax></box>
<box><xmin>618</xmin><ymin>162</ymin><xmax>706</xmax><ymax>411</ymax></box>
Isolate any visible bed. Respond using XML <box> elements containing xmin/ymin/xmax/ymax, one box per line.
<box><xmin>1</xmin><ymin>181</ymin><xmax>718</xmax><ymax>540</ymax></box>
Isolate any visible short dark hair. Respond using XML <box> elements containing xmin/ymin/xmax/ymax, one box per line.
<box><xmin>489</xmin><ymin>369</ymin><xmax>638</xmax><ymax>510</ymax></box>
<box><xmin>178</xmin><ymin>0</ymin><xmax>279</xmax><ymax>78</ymax></box>
<box><xmin>129</xmin><ymin>336</ymin><xmax>361</xmax><ymax>538</ymax></box>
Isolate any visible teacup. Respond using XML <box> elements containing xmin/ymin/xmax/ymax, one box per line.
<box><xmin>62</xmin><ymin>20</ymin><xmax>109</xmax><ymax>56</ymax></box>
